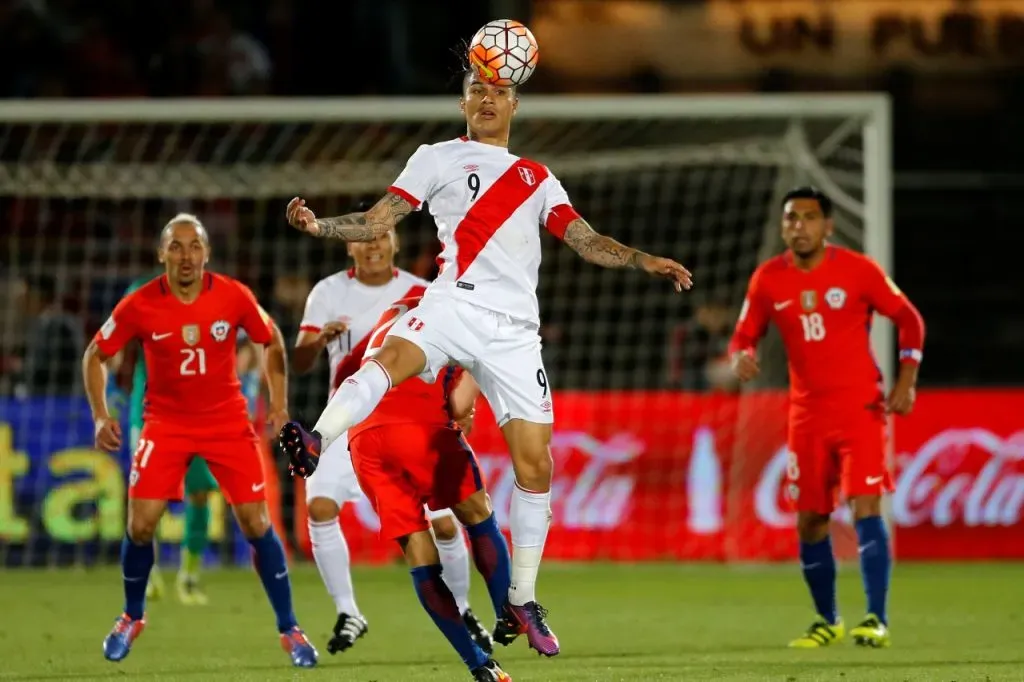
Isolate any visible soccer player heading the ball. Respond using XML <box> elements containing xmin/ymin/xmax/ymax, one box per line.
<box><xmin>729</xmin><ymin>187</ymin><xmax>926</xmax><ymax>649</ymax></box>
<box><xmin>279</xmin><ymin>67</ymin><xmax>693</xmax><ymax>657</ymax></box>
<box><xmin>84</xmin><ymin>214</ymin><xmax>318</xmax><ymax>667</ymax></box>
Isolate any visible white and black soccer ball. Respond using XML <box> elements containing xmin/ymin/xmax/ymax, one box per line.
<box><xmin>468</xmin><ymin>19</ymin><xmax>540</xmax><ymax>87</ymax></box>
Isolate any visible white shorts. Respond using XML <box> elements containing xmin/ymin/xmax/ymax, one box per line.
<box><xmin>305</xmin><ymin>432</ymin><xmax>363</xmax><ymax>505</ymax></box>
<box><xmin>304</xmin><ymin>430</ymin><xmax>458</xmax><ymax>524</ymax></box>
<box><xmin>386</xmin><ymin>294</ymin><xmax>554</xmax><ymax>426</ymax></box>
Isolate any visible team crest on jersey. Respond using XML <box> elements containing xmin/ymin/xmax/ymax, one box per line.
<box><xmin>182</xmin><ymin>324</ymin><xmax>200</xmax><ymax>346</ymax></box>
<box><xmin>210</xmin><ymin>320</ymin><xmax>231</xmax><ymax>342</ymax></box>
<box><xmin>825</xmin><ymin>287</ymin><xmax>846</xmax><ymax>310</ymax></box>
<box><xmin>800</xmin><ymin>290</ymin><xmax>817</xmax><ymax>312</ymax></box>
<box><xmin>518</xmin><ymin>167</ymin><xmax>536</xmax><ymax>186</ymax></box>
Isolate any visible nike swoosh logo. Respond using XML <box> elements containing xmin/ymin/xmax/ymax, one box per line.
<box><xmin>866</xmin><ymin>476</ymin><xmax>884</xmax><ymax>485</ymax></box>
<box><xmin>152</xmin><ymin>332</ymin><xmax>172</xmax><ymax>340</ymax></box>
<box><xmin>774</xmin><ymin>301</ymin><xmax>792</xmax><ymax>310</ymax></box>
<box><xmin>274</xmin><ymin>570</ymin><xmax>288</xmax><ymax>579</ymax></box>
<box><xmin>251</xmin><ymin>482</ymin><xmax>266</xmax><ymax>492</ymax></box>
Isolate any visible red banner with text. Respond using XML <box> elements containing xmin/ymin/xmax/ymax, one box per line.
<box><xmin>294</xmin><ymin>389</ymin><xmax>1024</xmax><ymax>562</ymax></box>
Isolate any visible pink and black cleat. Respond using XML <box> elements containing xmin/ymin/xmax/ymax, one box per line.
<box><xmin>493</xmin><ymin>601</ymin><xmax>560</xmax><ymax>657</ymax></box>
<box><xmin>278</xmin><ymin>421</ymin><xmax>321</xmax><ymax>478</ymax></box>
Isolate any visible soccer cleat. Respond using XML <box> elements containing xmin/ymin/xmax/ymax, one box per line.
<box><xmin>788</xmin><ymin>616</ymin><xmax>845</xmax><ymax>648</ymax></box>
<box><xmin>463</xmin><ymin>608</ymin><xmax>495</xmax><ymax>654</ymax></box>
<box><xmin>175</xmin><ymin>573</ymin><xmax>209</xmax><ymax>606</ymax></box>
<box><xmin>471</xmin><ymin>658</ymin><xmax>512</xmax><ymax>681</ymax></box>
<box><xmin>102</xmin><ymin>613</ymin><xmax>146</xmax><ymax>662</ymax></box>
<box><xmin>279</xmin><ymin>626</ymin><xmax>319</xmax><ymax>667</ymax></box>
<box><xmin>327</xmin><ymin>613</ymin><xmax>368</xmax><ymax>654</ymax></box>
<box><xmin>145</xmin><ymin>566</ymin><xmax>165</xmax><ymax>601</ymax></box>
<box><xmin>850</xmin><ymin>614</ymin><xmax>891</xmax><ymax>648</ymax></box>
<box><xmin>493</xmin><ymin>602</ymin><xmax>559</xmax><ymax>656</ymax></box>
<box><xmin>279</xmin><ymin>421</ymin><xmax>321</xmax><ymax>478</ymax></box>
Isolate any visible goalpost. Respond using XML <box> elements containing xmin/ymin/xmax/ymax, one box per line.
<box><xmin>0</xmin><ymin>95</ymin><xmax>891</xmax><ymax>566</ymax></box>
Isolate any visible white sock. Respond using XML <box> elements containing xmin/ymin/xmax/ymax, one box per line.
<box><xmin>508</xmin><ymin>483</ymin><xmax>552</xmax><ymax>606</ymax></box>
<box><xmin>309</xmin><ymin>519</ymin><xmax>361</xmax><ymax>617</ymax></box>
<box><xmin>435</xmin><ymin>531</ymin><xmax>472</xmax><ymax>615</ymax></box>
<box><xmin>314</xmin><ymin>360</ymin><xmax>391</xmax><ymax>449</ymax></box>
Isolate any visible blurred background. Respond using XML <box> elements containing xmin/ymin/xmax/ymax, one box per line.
<box><xmin>1</xmin><ymin>1</ymin><xmax>1022</xmax><ymax>679</ymax></box>
<box><xmin>0</xmin><ymin>0</ymin><xmax>1020</xmax><ymax>567</ymax></box>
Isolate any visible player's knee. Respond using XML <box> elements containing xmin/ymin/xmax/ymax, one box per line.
<box><xmin>378</xmin><ymin>335</ymin><xmax>428</xmax><ymax>385</ymax></box>
<box><xmin>233</xmin><ymin>503</ymin><xmax>271</xmax><ymax>539</ymax></box>
<box><xmin>453</xmin><ymin>490</ymin><xmax>493</xmax><ymax>527</ymax></box>
<box><xmin>430</xmin><ymin>515</ymin><xmax>458</xmax><ymax>541</ymax></box>
<box><xmin>510</xmin><ymin>447</ymin><xmax>553</xmax><ymax>492</ymax></box>
<box><xmin>850</xmin><ymin>495</ymin><xmax>882</xmax><ymax>520</ymax></box>
<box><xmin>400</xmin><ymin>530</ymin><xmax>440</xmax><ymax>568</ymax></box>
<box><xmin>796</xmin><ymin>512</ymin><xmax>830</xmax><ymax>543</ymax></box>
<box><xmin>307</xmin><ymin>496</ymin><xmax>341</xmax><ymax>523</ymax></box>
<box><xmin>127</xmin><ymin>516</ymin><xmax>158</xmax><ymax>544</ymax></box>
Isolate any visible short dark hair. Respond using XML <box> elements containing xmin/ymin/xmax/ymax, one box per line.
<box><xmin>781</xmin><ymin>186</ymin><xmax>833</xmax><ymax>218</ymax></box>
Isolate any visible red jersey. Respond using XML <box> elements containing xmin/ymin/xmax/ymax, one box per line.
<box><xmin>729</xmin><ymin>246</ymin><xmax>925</xmax><ymax>406</ymax></box>
<box><xmin>95</xmin><ymin>272</ymin><xmax>273</xmax><ymax>435</ymax></box>
<box><xmin>348</xmin><ymin>296</ymin><xmax>458</xmax><ymax>439</ymax></box>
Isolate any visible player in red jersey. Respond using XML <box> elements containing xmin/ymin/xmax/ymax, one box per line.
<box><xmin>83</xmin><ymin>214</ymin><xmax>318</xmax><ymax>667</ymax></box>
<box><xmin>312</xmin><ymin>294</ymin><xmax>513</xmax><ymax>682</ymax></box>
<box><xmin>729</xmin><ymin>187</ymin><xmax>925</xmax><ymax>649</ymax></box>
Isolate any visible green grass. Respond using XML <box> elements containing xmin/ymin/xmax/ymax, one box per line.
<box><xmin>0</xmin><ymin>562</ymin><xmax>1021</xmax><ymax>681</ymax></box>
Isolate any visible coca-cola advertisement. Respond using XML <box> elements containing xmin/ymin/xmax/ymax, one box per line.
<box><xmin>292</xmin><ymin>389</ymin><xmax>1024</xmax><ymax>562</ymax></box>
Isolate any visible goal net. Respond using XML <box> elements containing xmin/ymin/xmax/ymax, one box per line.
<box><xmin>0</xmin><ymin>95</ymin><xmax>890</xmax><ymax>566</ymax></box>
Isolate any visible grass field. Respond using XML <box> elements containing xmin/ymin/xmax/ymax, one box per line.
<box><xmin>0</xmin><ymin>562</ymin><xmax>1021</xmax><ymax>681</ymax></box>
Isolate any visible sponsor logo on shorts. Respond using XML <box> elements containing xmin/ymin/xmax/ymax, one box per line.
<box><xmin>251</xmin><ymin>482</ymin><xmax>266</xmax><ymax>492</ymax></box>
<box><xmin>129</xmin><ymin>469</ymin><xmax>140</xmax><ymax>487</ymax></box>
<box><xmin>210</xmin><ymin>319</ymin><xmax>231</xmax><ymax>342</ymax></box>
<box><xmin>865</xmin><ymin>475</ymin><xmax>884</xmax><ymax>485</ymax></box>
<box><xmin>540</xmin><ymin>400</ymin><xmax>552</xmax><ymax>413</ymax></box>
<box><xmin>456</xmin><ymin>281</ymin><xmax>475</xmax><ymax>291</ymax></box>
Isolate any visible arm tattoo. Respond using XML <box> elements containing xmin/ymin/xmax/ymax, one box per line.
<box><xmin>316</xmin><ymin>193</ymin><xmax>413</xmax><ymax>242</ymax></box>
<box><xmin>563</xmin><ymin>218</ymin><xmax>644</xmax><ymax>269</ymax></box>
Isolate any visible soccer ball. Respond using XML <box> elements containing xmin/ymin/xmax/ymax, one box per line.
<box><xmin>468</xmin><ymin>19</ymin><xmax>540</xmax><ymax>87</ymax></box>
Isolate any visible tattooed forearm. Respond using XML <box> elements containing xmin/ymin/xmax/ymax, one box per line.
<box><xmin>563</xmin><ymin>218</ymin><xmax>645</xmax><ymax>269</ymax></box>
<box><xmin>316</xmin><ymin>192</ymin><xmax>413</xmax><ymax>242</ymax></box>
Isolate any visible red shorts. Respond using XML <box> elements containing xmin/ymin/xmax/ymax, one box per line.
<box><xmin>786</xmin><ymin>405</ymin><xmax>890</xmax><ymax>514</ymax></box>
<box><xmin>129</xmin><ymin>424</ymin><xmax>266</xmax><ymax>505</ymax></box>
<box><xmin>349</xmin><ymin>423</ymin><xmax>485</xmax><ymax>541</ymax></box>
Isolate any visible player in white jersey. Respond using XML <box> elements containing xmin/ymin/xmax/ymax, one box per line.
<box><xmin>280</xmin><ymin>70</ymin><xmax>692</xmax><ymax>658</ymax></box>
<box><xmin>291</xmin><ymin>200</ymin><xmax>493</xmax><ymax>656</ymax></box>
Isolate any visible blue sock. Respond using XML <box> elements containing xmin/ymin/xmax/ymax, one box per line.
<box><xmin>121</xmin><ymin>534</ymin><xmax>155</xmax><ymax>620</ymax></box>
<box><xmin>466</xmin><ymin>514</ymin><xmax>512</xmax><ymax>619</ymax></box>
<box><xmin>249</xmin><ymin>529</ymin><xmax>298</xmax><ymax>633</ymax></box>
<box><xmin>411</xmin><ymin>564</ymin><xmax>488</xmax><ymax>671</ymax></box>
<box><xmin>855</xmin><ymin>516</ymin><xmax>891</xmax><ymax>625</ymax></box>
<box><xmin>799</xmin><ymin>536</ymin><xmax>838</xmax><ymax>624</ymax></box>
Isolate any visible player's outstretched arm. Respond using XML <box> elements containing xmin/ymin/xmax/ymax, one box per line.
<box><xmin>285</xmin><ymin>192</ymin><xmax>414</xmax><ymax>242</ymax></box>
<box><xmin>562</xmin><ymin>218</ymin><xmax>693</xmax><ymax>291</ymax></box>
<box><xmin>82</xmin><ymin>341</ymin><xmax>122</xmax><ymax>452</ymax></box>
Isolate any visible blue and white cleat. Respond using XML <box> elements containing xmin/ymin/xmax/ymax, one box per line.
<box><xmin>280</xmin><ymin>626</ymin><xmax>319</xmax><ymax>668</ymax></box>
<box><xmin>103</xmin><ymin>613</ymin><xmax>146</xmax><ymax>662</ymax></box>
